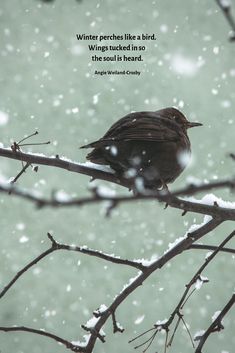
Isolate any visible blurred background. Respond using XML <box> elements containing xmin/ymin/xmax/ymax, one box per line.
<box><xmin>0</xmin><ymin>0</ymin><xmax>235</xmax><ymax>352</ymax></box>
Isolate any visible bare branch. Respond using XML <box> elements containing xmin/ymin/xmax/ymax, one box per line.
<box><xmin>1</xmin><ymin>146</ymin><xmax>234</xmax><ymax>352</ymax></box>
<box><xmin>181</xmin><ymin>316</ymin><xmax>195</xmax><ymax>348</ymax></box>
<box><xmin>0</xmin><ymin>147</ymin><xmax>130</xmax><ymax>188</ymax></box>
<box><xmin>172</xmin><ymin>179</ymin><xmax>235</xmax><ymax>197</ymax></box>
<box><xmin>1</xmin><ymin>146</ymin><xmax>235</xmax><ymax>195</ymax></box>
<box><xmin>10</xmin><ymin>162</ymin><xmax>31</xmax><ymax>184</ymax></box>
<box><xmin>130</xmin><ymin>228</ymin><xmax>234</xmax><ymax>351</ymax></box>
<box><xmin>0</xmin><ymin>233</ymin><xmax>145</xmax><ymax>300</ymax></box>
<box><xmin>85</xmin><ymin>218</ymin><xmax>222</xmax><ymax>353</ymax></box>
<box><xmin>0</xmin><ymin>245</ymin><xmax>54</xmax><ymax>300</ymax></box>
<box><xmin>168</xmin><ymin>228</ymin><xmax>235</xmax><ymax>317</ymax></box>
<box><xmin>0</xmin><ymin>326</ymin><xmax>83</xmax><ymax>352</ymax></box>
<box><xmin>1</xmin><ymin>181</ymin><xmax>235</xmax><ymax>221</ymax></box>
<box><xmin>195</xmin><ymin>293</ymin><xmax>235</xmax><ymax>352</ymax></box>
<box><xmin>111</xmin><ymin>312</ymin><xmax>124</xmax><ymax>334</ymax></box>
<box><xmin>215</xmin><ymin>0</ymin><xmax>235</xmax><ymax>41</ymax></box>
<box><xmin>189</xmin><ymin>243</ymin><xmax>235</xmax><ymax>254</ymax></box>
<box><xmin>0</xmin><ymin>217</ymin><xmax>223</xmax><ymax>352</ymax></box>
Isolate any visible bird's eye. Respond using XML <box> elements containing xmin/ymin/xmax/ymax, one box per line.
<box><xmin>173</xmin><ymin>116</ymin><xmax>181</xmax><ymax>124</ymax></box>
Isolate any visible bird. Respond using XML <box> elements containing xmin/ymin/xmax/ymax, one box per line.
<box><xmin>81</xmin><ymin>107</ymin><xmax>202</xmax><ymax>190</ymax></box>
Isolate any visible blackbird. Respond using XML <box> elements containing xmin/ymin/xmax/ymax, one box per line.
<box><xmin>81</xmin><ymin>107</ymin><xmax>202</xmax><ymax>190</ymax></box>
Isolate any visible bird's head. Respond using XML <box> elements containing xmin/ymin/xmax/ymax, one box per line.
<box><xmin>165</xmin><ymin>107</ymin><xmax>203</xmax><ymax>130</ymax></box>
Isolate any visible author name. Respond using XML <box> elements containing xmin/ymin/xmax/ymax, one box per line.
<box><xmin>94</xmin><ymin>69</ymin><xmax>141</xmax><ymax>76</ymax></box>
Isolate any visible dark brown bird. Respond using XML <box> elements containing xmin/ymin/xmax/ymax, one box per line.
<box><xmin>81</xmin><ymin>107</ymin><xmax>202</xmax><ymax>190</ymax></box>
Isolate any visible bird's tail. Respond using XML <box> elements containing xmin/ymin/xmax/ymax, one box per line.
<box><xmin>80</xmin><ymin>139</ymin><xmax>108</xmax><ymax>149</ymax></box>
<box><xmin>86</xmin><ymin>148</ymin><xmax>108</xmax><ymax>165</ymax></box>
<box><xmin>80</xmin><ymin>141</ymin><xmax>96</xmax><ymax>149</ymax></box>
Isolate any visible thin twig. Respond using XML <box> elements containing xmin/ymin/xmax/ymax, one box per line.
<box><xmin>0</xmin><ymin>245</ymin><xmax>55</xmax><ymax>299</ymax></box>
<box><xmin>173</xmin><ymin>229</ymin><xmax>235</xmax><ymax>317</ymax></box>
<box><xmin>142</xmin><ymin>330</ymin><xmax>158</xmax><ymax>352</ymax></box>
<box><xmin>129</xmin><ymin>328</ymin><xmax>156</xmax><ymax>343</ymax></box>
<box><xmin>17</xmin><ymin>131</ymin><xmax>39</xmax><ymax>145</ymax></box>
<box><xmin>189</xmin><ymin>243</ymin><xmax>235</xmax><ymax>254</ymax></box>
<box><xmin>181</xmin><ymin>288</ymin><xmax>197</xmax><ymax>308</ymax></box>
<box><xmin>82</xmin><ymin>219</ymin><xmax>221</xmax><ymax>353</ymax></box>
<box><xmin>131</xmin><ymin>227</ymin><xmax>234</xmax><ymax>352</ymax></box>
<box><xmin>215</xmin><ymin>0</ymin><xmax>235</xmax><ymax>40</ymax></box>
<box><xmin>181</xmin><ymin>316</ymin><xmax>195</xmax><ymax>348</ymax></box>
<box><xmin>0</xmin><ymin>218</ymin><xmax>223</xmax><ymax>353</ymax></box>
<box><xmin>164</xmin><ymin>329</ymin><xmax>169</xmax><ymax>353</ymax></box>
<box><xmin>0</xmin><ymin>326</ymin><xmax>83</xmax><ymax>352</ymax></box>
<box><xmin>111</xmin><ymin>312</ymin><xmax>124</xmax><ymax>333</ymax></box>
<box><xmin>167</xmin><ymin>316</ymin><xmax>181</xmax><ymax>347</ymax></box>
<box><xmin>195</xmin><ymin>293</ymin><xmax>235</xmax><ymax>352</ymax></box>
<box><xmin>0</xmin><ymin>233</ymin><xmax>146</xmax><ymax>300</ymax></box>
<box><xmin>10</xmin><ymin>162</ymin><xmax>31</xmax><ymax>184</ymax></box>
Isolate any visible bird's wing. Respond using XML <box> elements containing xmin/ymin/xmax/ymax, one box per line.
<box><xmin>81</xmin><ymin>111</ymin><xmax>181</xmax><ymax>149</ymax></box>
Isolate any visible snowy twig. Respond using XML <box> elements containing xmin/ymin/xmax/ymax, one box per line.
<box><xmin>0</xmin><ymin>233</ymin><xmax>146</xmax><ymax>300</ymax></box>
<box><xmin>195</xmin><ymin>293</ymin><xmax>235</xmax><ymax>352</ymax></box>
<box><xmin>1</xmin><ymin>145</ymin><xmax>235</xmax><ymax>221</ymax></box>
<box><xmin>0</xmin><ymin>147</ymin><xmax>131</xmax><ymax>188</ymax></box>
<box><xmin>9</xmin><ymin>131</ymin><xmax>50</xmax><ymax>184</ymax></box>
<box><xmin>83</xmin><ymin>218</ymin><xmax>221</xmax><ymax>353</ymax></box>
<box><xmin>1</xmin><ymin>146</ymin><xmax>235</xmax><ymax>195</ymax></box>
<box><xmin>215</xmin><ymin>0</ymin><xmax>235</xmax><ymax>40</ymax></box>
<box><xmin>0</xmin><ymin>325</ymin><xmax>83</xmax><ymax>352</ymax></box>
<box><xmin>130</xmin><ymin>228</ymin><xmax>235</xmax><ymax>352</ymax></box>
<box><xmin>0</xmin><ymin>217</ymin><xmax>222</xmax><ymax>351</ymax></box>
<box><xmin>1</xmin><ymin>182</ymin><xmax>235</xmax><ymax>220</ymax></box>
<box><xmin>111</xmin><ymin>311</ymin><xmax>125</xmax><ymax>333</ymax></box>
<box><xmin>1</xmin><ymin>145</ymin><xmax>234</xmax><ymax>352</ymax></box>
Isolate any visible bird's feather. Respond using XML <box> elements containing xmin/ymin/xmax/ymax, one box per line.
<box><xmin>81</xmin><ymin>110</ymin><xmax>181</xmax><ymax>149</ymax></box>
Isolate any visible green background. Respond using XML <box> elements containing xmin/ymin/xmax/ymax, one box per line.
<box><xmin>0</xmin><ymin>0</ymin><xmax>235</xmax><ymax>352</ymax></box>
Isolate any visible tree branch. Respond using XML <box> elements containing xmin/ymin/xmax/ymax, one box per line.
<box><xmin>1</xmin><ymin>146</ymin><xmax>234</xmax><ymax>352</ymax></box>
<box><xmin>130</xmin><ymin>229</ymin><xmax>235</xmax><ymax>351</ymax></box>
<box><xmin>84</xmin><ymin>218</ymin><xmax>222</xmax><ymax>353</ymax></box>
<box><xmin>0</xmin><ymin>326</ymin><xmax>83</xmax><ymax>352</ymax></box>
<box><xmin>0</xmin><ymin>147</ymin><xmax>130</xmax><ymax>187</ymax></box>
<box><xmin>215</xmin><ymin>0</ymin><xmax>235</xmax><ymax>40</ymax></box>
<box><xmin>10</xmin><ymin>162</ymin><xmax>31</xmax><ymax>184</ymax></box>
<box><xmin>1</xmin><ymin>181</ymin><xmax>235</xmax><ymax>220</ymax></box>
<box><xmin>189</xmin><ymin>243</ymin><xmax>235</xmax><ymax>254</ymax></box>
<box><xmin>0</xmin><ymin>233</ymin><xmax>145</xmax><ymax>300</ymax></box>
<box><xmin>1</xmin><ymin>146</ymin><xmax>235</xmax><ymax>196</ymax></box>
<box><xmin>0</xmin><ymin>219</ymin><xmax>221</xmax><ymax>352</ymax></box>
<box><xmin>172</xmin><ymin>179</ymin><xmax>235</xmax><ymax>197</ymax></box>
<box><xmin>195</xmin><ymin>293</ymin><xmax>235</xmax><ymax>352</ymax></box>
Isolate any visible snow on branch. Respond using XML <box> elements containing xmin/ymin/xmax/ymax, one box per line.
<box><xmin>1</xmin><ymin>181</ymin><xmax>235</xmax><ymax>220</ymax></box>
<box><xmin>130</xmin><ymin>229</ymin><xmax>235</xmax><ymax>352</ymax></box>
<box><xmin>195</xmin><ymin>293</ymin><xmax>235</xmax><ymax>352</ymax></box>
<box><xmin>0</xmin><ymin>146</ymin><xmax>130</xmax><ymax>188</ymax></box>
<box><xmin>0</xmin><ymin>218</ymin><xmax>222</xmax><ymax>352</ymax></box>
<box><xmin>0</xmin><ymin>233</ymin><xmax>146</xmax><ymax>301</ymax></box>
<box><xmin>0</xmin><ymin>141</ymin><xmax>235</xmax><ymax>352</ymax></box>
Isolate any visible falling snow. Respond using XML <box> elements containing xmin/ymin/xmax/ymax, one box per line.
<box><xmin>1</xmin><ymin>1</ymin><xmax>235</xmax><ymax>353</ymax></box>
<box><xmin>0</xmin><ymin>111</ymin><xmax>9</xmax><ymax>125</ymax></box>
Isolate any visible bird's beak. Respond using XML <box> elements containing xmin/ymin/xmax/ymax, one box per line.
<box><xmin>187</xmin><ymin>121</ymin><xmax>203</xmax><ymax>128</ymax></box>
